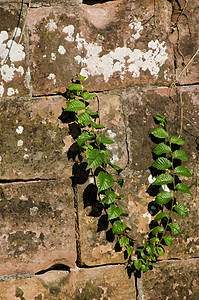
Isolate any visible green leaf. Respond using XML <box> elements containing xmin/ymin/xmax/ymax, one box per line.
<box><xmin>116</xmin><ymin>178</ymin><xmax>124</xmax><ymax>187</ymax></box>
<box><xmin>154</xmin><ymin>212</ymin><xmax>169</xmax><ymax>221</ymax></box>
<box><xmin>86</xmin><ymin>150</ymin><xmax>105</xmax><ymax>170</ymax></box>
<box><xmin>100</xmin><ymin>190</ymin><xmax>116</xmax><ymax>204</ymax></box>
<box><xmin>83</xmin><ymin>90</ymin><xmax>96</xmax><ymax>100</ymax></box>
<box><xmin>77</xmin><ymin>131</ymin><xmax>94</xmax><ymax>147</ymax></box>
<box><xmin>156</xmin><ymin>246</ymin><xmax>164</xmax><ymax>256</ymax></box>
<box><xmin>154</xmin><ymin>191</ymin><xmax>173</xmax><ymax>205</ymax></box>
<box><xmin>119</xmin><ymin>236</ymin><xmax>129</xmax><ymax>247</ymax></box>
<box><xmin>151</xmin><ymin>226</ymin><xmax>164</xmax><ymax>235</ymax></box>
<box><xmin>77</xmin><ymin>112</ymin><xmax>91</xmax><ymax>126</ymax></box>
<box><xmin>175</xmin><ymin>183</ymin><xmax>192</xmax><ymax>196</ymax></box>
<box><xmin>112</xmin><ymin>220</ymin><xmax>127</xmax><ymax>235</ymax></box>
<box><xmin>141</xmin><ymin>264</ymin><xmax>149</xmax><ymax>273</ymax></box>
<box><xmin>127</xmin><ymin>246</ymin><xmax>133</xmax><ymax>256</ymax></box>
<box><xmin>152</xmin><ymin>157</ymin><xmax>172</xmax><ymax>170</ymax></box>
<box><xmin>168</xmin><ymin>223</ymin><xmax>181</xmax><ymax>234</ymax></box>
<box><xmin>134</xmin><ymin>259</ymin><xmax>142</xmax><ymax>270</ymax></box>
<box><xmin>108</xmin><ymin>205</ymin><xmax>123</xmax><ymax>220</ymax></box>
<box><xmin>146</xmin><ymin>244</ymin><xmax>155</xmax><ymax>256</ymax></box>
<box><xmin>152</xmin><ymin>143</ymin><xmax>171</xmax><ymax>155</ymax></box>
<box><xmin>163</xmin><ymin>236</ymin><xmax>173</xmax><ymax>246</ymax></box>
<box><xmin>170</xmin><ymin>136</ymin><xmax>185</xmax><ymax>145</ymax></box>
<box><xmin>154</xmin><ymin>114</ymin><xmax>168</xmax><ymax>127</ymax></box>
<box><xmin>65</xmin><ymin>100</ymin><xmax>86</xmax><ymax>112</ymax></box>
<box><xmin>67</xmin><ymin>83</ymin><xmax>82</xmax><ymax>91</ymax></box>
<box><xmin>150</xmin><ymin>237</ymin><xmax>160</xmax><ymax>244</ymax></box>
<box><xmin>151</xmin><ymin>128</ymin><xmax>168</xmax><ymax>139</ymax></box>
<box><xmin>105</xmin><ymin>158</ymin><xmax>123</xmax><ymax>174</ymax></box>
<box><xmin>91</xmin><ymin>121</ymin><xmax>105</xmax><ymax>129</ymax></box>
<box><xmin>172</xmin><ymin>150</ymin><xmax>188</xmax><ymax>161</ymax></box>
<box><xmin>98</xmin><ymin>134</ymin><xmax>114</xmax><ymax>145</ymax></box>
<box><xmin>97</xmin><ymin>171</ymin><xmax>114</xmax><ymax>193</ymax></box>
<box><xmin>87</xmin><ymin>109</ymin><xmax>99</xmax><ymax>119</ymax></box>
<box><xmin>174</xmin><ymin>203</ymin><xmax>188</xmax><ymax>217</ymax></box>
<box><xmin>152</xmin><ymin>174</ymin><xmax>174</xmax><ymax>186</ymax></box>
<box><xmin>174</xmin><ymin>166</ymin><xmax>192</xmax><ymax>177</ymax></box>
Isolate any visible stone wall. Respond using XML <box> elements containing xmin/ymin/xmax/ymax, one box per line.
<box><xmin>0</xmin><ymin>0</ymin><xmax>198</xmax><ymax>299</ymax></box>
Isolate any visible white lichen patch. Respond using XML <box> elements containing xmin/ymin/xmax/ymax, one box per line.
<box><xmin>51</xmin><ymin>52</ymin><xmax>56</xmax><ymax>61</ymax></box>
<box><xmin>0</xmin><ymin>84</ymin><xmax>4</xmax><ymax>97</ymax></box>
<box><xmin>17</xmin><ymin>139</ymin><xmax>23</xmax><ymax>147</ymax></box>
<box><xmin>0</xmin><ymin>156</ymin><xmax>2</xmax><ymax>162</ymax></box>
<box><xmin>47</xmin><ymin>73</ymin><xmax>56</xmax><ymax>84</ymax></box>
<box><xmin>129</xmin><ymin>19</ymin><xmax>143</xmax><ymax>40</ymax></box>
<box><xmin>13</xmin><ymin>27</ymin><xmax>21</xmax><ymax>38</ymax></box>
<box><xmin>23</xmin><ymin>154</ymin><xmax>29</xmax><ymax>160</ymax></box>
<box><xmin>16</xmin><ymin>125</ymin><xmax>24</xmax><ymax>134</ymax></box>
<box><xmin>143</xmin><ymin>212</ymin><xmax>151</xmax><ymax>224</ymax></box>
<box><xmin>45</xmin><ymin>19</ymin><xmax>57</xmax><ymax>32</ymax></box>
<box><xmin>30</xmin><ymin>206</ymin><xmax>39</xmax><ymax>216</ymax></box>
<box><xmin>7</xmin><ymin>87</ymin><xmax>18</xmax><ymax>96</ymax></box>
<box><xmin>63</xmin><ymin>25</ymin><xmax>75</xmax><ymax>42</ymax></box>
<box><xmin>58</xmin><ymin>45</ymin><xmax>66</xmax><ymax>55</ymax></box>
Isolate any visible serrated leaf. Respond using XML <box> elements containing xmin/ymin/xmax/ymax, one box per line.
<box><xmin>116</xmin><ymin>178</ymin><xmax>124</xmax><ymax>187</ymax></box>
<box><xmin>156</xmin><ymin>246</ymin><xmax>164</xmax><ymax>256</ymax></box>
<box><xmin>77</xmin><ymin>131</ymin><xmax>94</xmax><ymax>147</ymax></box>
<box><xmin>174</xmin><ymin>203</ymin><xmax>188</xmax><ymax>217</ymax></box>
<box><xmin>77</xmin><ymin>75</ymin><xmax>86</xmax><ymax>81</ymax></box>
<box><xmin>91</xmin><ymin>121</ymin><xmax>105</xmax><ymax>129</ymax></box>
<box><xmin>163</xmin><ymin>236</ymin><xmax>173</xmax><ymax>246</ymax></box>
<box><xmin>152</xmin><ymin>174</ymin><xmax>174</xmax><ymax>186</ymax></box>
<box><xmin>67</xmin><ymin>83</ymin><xmax>82</xmax><ymax>91</ymax></box>
<box><xmin>87</xmin><ymin>109</ymin><xmax>99</xmax><ymax>119</ymax></box>
<box><xmin>97</xmin><ymin>171</ymin><xmax>114</xmax><ymax>193</ymax></box>
<box><xmin>83</xmin><ymin>90</ymin><xmax>96</xmax><ymax>100</ymax></box>
<box><xmin>127</xmin><ymin>246</ymin><xmax>133</xmax><ymax>256</ymax></box>
<box><xmin>77</xmin><ymin>112</ymin><xmax>91</xmax><ymax>126</ymax></box>
<box><xmin>154</xmin><ymin>191</ymin><xmax>173</xmax><ymax>205</ymax></box>
<box><xmin>134</xmin><ymin>259</ymin><xmax>142</xmax><ymax>270</ymax></box>
<box><xmin>154</xmin><ymin>114</ymin><xmax>168</xmax><ymax>127</ymax></box>
<box><xmin>65</xmin><ymin>100</ymin><xmax>86</xmax><ymax>112</ymax></box>
<box><xmin>146</xmin><ymin>244</ymin><xmax>155</xmax><ymax>256</ymax></box>
<box><xmin>119</xmin><ymin>236</ymin><xmax>129</xmax><ymax>247</ymax></box>
<box><xmin>170</xmin><ymin>136</ymin><xmax>185</xmax><ymax>145</ymax></box>
<box><xmin>152</xmin><ymin>157</ymin><xmax>172</xmax><ymax>170</ymax></box>
<box><xmin>86</xmin><ymin>150</ymin><xmax>105</xmax><ymax>170</ymax></box>
<box><xmin>100</xmin><ymin>190</ymin><xmax>116</xmax><ymax>204</ymax></box>
<box><xmin>174</xmin><ymin>166</ymin><xmax>192</xmax><ymax>177</ymax></box>
<box><xmin>152</xmin><ymin>143</ymin><xmax>171</xmax><ymax>155</ymax></box>
<box><xmin>98</xmin><ymin>134</ymin><xmax>114</xmax><ymax>145</ymax></box>
<box><xmin>151</xmin><ymin>226</ymin><xmax>164</xmax><ymax>235</ymax></box>
<box><xmin>175</xmin><ymin>183</ymin><xmax>192</xmax><ymax>196</ymax></box>
<box><xmin>151</xmin><ymin>128</ymin><xmax>168</xmax><ymax>139</ymax></box>
<box><xmin>108</xmin><ymin>205</ymin><xmax>123</xmax><ymax>220</ymax></box>
<box><xmin>112</xmin><ymin>220</ymin><xmax>127</xmax><ymax>235</ymax></box>
<box><xmin>150</xmin><ymin>237</ymin><xmax>160</xmax><ymax>244</ymax></box>
<box><xmin>105</xmin><ymin>158</ymin><xmax>123</xmax><ymax>174</ymax></box>
<box><xmin>172</xmin><ymin>150</ymin><xmax>188</xmax><ymax>161</ymax></box>
<box><xmin>168</xmin><ymin>223</ymin><xmax>181</xmax><ymax>234</ymax></box>
<box><xmin>154</xmin><ymin>212</ymin><xmax>169</xmax><ymax>221</ymax></box>
<box><xmin>141</xmin><ymin>264</ymin><xmax>149</xmax><ymax>273</ymax></box>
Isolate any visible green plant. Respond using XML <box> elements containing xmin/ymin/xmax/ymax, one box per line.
<box><xmin>64</xmin><ymin>78</ymin><xmax>192</xmax><ymax>273</ymax></box>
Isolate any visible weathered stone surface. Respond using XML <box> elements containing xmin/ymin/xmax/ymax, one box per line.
<box><xmin>169</xmin><ymin>0</ymin><xmax>199</xmax><ymax>85</ymax></box>
<box><xmin>0</xmin><ymin>265</ymin><xmax>136</xmax><ymax>299</ymax></box>
<box><xmin>0</xmin><ymin>179</ymin><xmax>76</xmax><ymax>276</ymax></box>
<box><xmin>77</xmin><ymin>93</ymin><xmax>128</xmax><ymax>266</ymax></box>
<box><xmin>0</xmin><ymin>95</ymin><xmax>73</xmax><ymax>180</ymax></box>
<box><xmin>140</xmin><ymin>258</ymin><xmax>199</xmax><ymax>299</ymax></box>
<box><xmin>0</xmin><ymin>3</ymin><xmax>30</xmax><ymax>97</ymax></box>
<box><xmin>28</xmin><ymin>0</ymin><xmax>173</xmax><ymax>96</ymax></box>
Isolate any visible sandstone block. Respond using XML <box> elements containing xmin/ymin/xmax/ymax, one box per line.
<box><xmin>0</xmin><ymin>179</ymin><xmax>76</xmax><ymax>276</ymax></box>
<box><xmin>0</xmin><ymin>3</ymin><xmax>30</xmax><ymax>97</ymax></box>
<box><xmin>0</xmin><ymin>95</ymin><xmax>73</xmax><ymax>180</ymax></box>
<box><xmin>0</xmin><ymin>265</ymin><xmax>136</xmax><ymax>299</ymax></box>
<box><xmin>141</xmin><ymin>258</ymin><xmax>199</xmax><ymax>299</ymax></box>
<box><xmin>28</xmin><ymin>0</ymin><xmax>173</xmax><ymax>96</ymax></box>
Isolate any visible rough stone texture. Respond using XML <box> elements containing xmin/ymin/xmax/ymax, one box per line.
<box><xmin>28</xmin><ymin>0</ymin><xmax>173</xmax><ymax>95</ymax></box>
<box><xmin>0</xmin><ymin>265</ymin><xmax>136</xmax><ymax>299</ymax></box>
<box><xmin>0</xmin><ymin>95</ymin><xmax>73</xmax><ymax>180</ymax></box>
<box><xmin>0</xmin><ymin>3</ymin><xmax>30</xmax><ymax>98</ymax></box>
<box><xmin>140</xmin><ymin>258</ymin><xmax>199</xmax><ymax>299</ymax></box>
<box><xmin>169</xmin><ymin>0</ymin><xmax>199</xmax><ymax>85</ymax></box>
<box><xmin>0</xmin><ymin>179</ymin><xmax>76</xmax><ymax>276</ymax></box>
<box><xmin>77</xmin><ymin>93</ymin><xmax>128</xmax><ymax>266</ymax></box>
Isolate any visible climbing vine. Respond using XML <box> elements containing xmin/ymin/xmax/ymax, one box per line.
<box><xmin>64</xmin><ymin>76</ymin><xmax>192</xmax><ymax>273</ymax></box>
